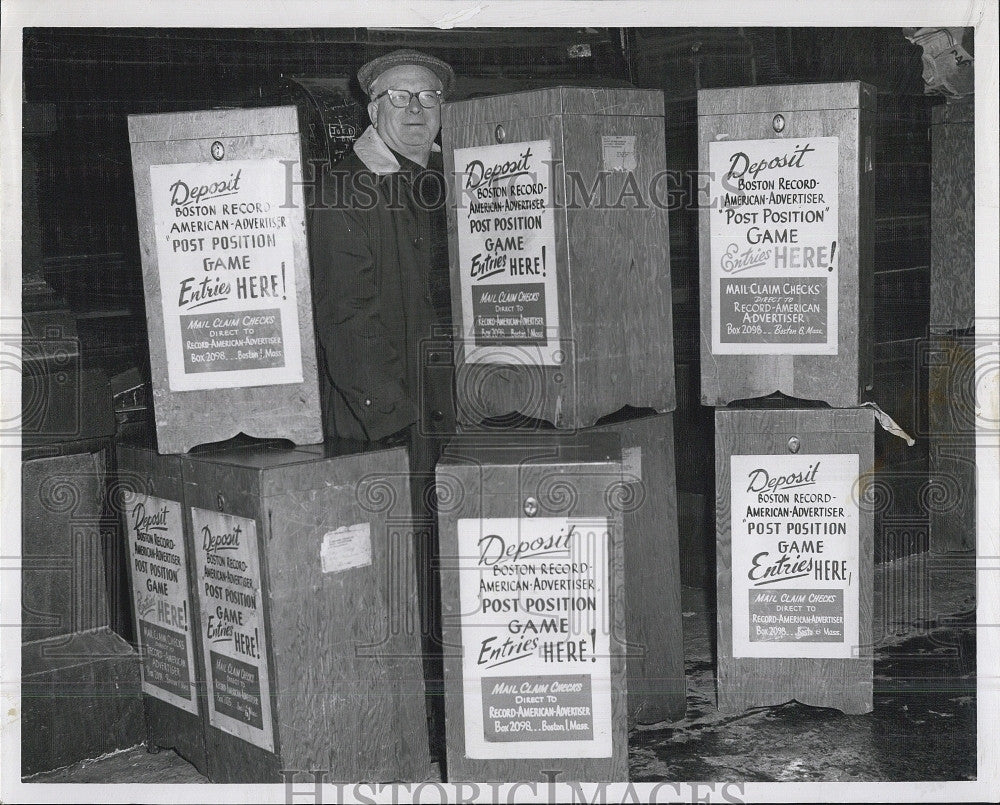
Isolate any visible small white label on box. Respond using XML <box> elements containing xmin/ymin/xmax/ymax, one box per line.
<box><xmin>321</xmin><ymin>523</ymin><xmax>372</xmax><ymax>574</ymax></box>
<box><xmin>622</xmin><ymin>446</ymin><xmax>642</xmax><ymax>482</ymax></box>
<box><xmin>601</xmin><ymin>135</ymin><xmax>637</xmax><ymax>172</ymax></box>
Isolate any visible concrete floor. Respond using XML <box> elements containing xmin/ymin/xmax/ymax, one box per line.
<box><xmin>24</xmin><ymin>552</ymin><xmax>977</xmax><ymax>786</ymax></box>
<box><xmin>631</xmin><ymin>554</ymin><xmax>977</xmax><ymax>783</ymax></box>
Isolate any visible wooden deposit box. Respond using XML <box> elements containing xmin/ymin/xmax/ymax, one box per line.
<box><xmin>179</xmin><ymin>442</ymin><xmax>430</xmax><ymax>782</ymax></box>
<box><xmin>117</xmin><ymin>441</ymin><xmax>208</xmax><ymax>774</ymax></box>
<box><xmin>715</xmin><ymin>408</ymin><xmax>875</xmax><ymax>714</ymax></box>
<box><xmin>442</xmin><ymin>88</ymin><xmax>675</xmax><ymax>429</ymax></box>
<box><xmin>21</xmin><ymin>448</ymin><xmax>144</xmax><ymax>775</ymax></box>
<box><xmin>698</xmin><ymin>83</ymin><xmax>876</xmax><ymax>406</ymax></box>
<box><xmin>128</xmin><ymin>107</ymin><xmax>322</xmax><ymax>453</ymax></box>
<box><xmin>437</xmin><ymin>434</ymin><xmax>628</xmax><ymax>781</ymax></box>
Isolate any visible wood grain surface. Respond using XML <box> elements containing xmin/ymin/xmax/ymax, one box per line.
<box><xmin>698</xmin><ymin>83</ymin><xmax>875</xmax><ymax>407</ymax></box>
<box><xmin>181</xmin><ymin>444</ymin><xmax>430</xmax><ymax>782</ymax></box>
<box><xmin>715</xmin><ymin>408</ymin><xmax>875</xmax><ymax>715</ymax></box>
<box><xmin>928</xmin><ymin>336</ymin><xmax>977</xmax><ymax>553</ymax></box>
<box><xmin>116</xmin><ymin>442</ymin><xmax>209</xmax><ymax>775</ymax></box>
<box><xmin>697</xmin><ymin>82</ymin><xmax>878</xmax><ymax>116</ymax></box>
<box><xmin>443</xmin><ymin>87</ymin><xmax>675</xmax><ymax>429</ymax></box>
<box><xmin>930</xmin><ymin>99</ymin><xmax>975</xmax><ymax>330</ymax></box>
<box><xmin>444</xmin><ymin>87</ymin><xmax>665</xmax><ymax>127</ymax></box>
<box><xmin>22</xmin><ymin>450</ymin><xmax>111</xmax><ymax>642</ymax></box>
<box><xmin>127</xmin><ymin>107</ymin><xmax>322</xmax><ymax>454</ymax></box>
<box><xmin>128</xmin><ymin>106</ymin><xmax>300</xmax><ymax>143</ymax></box>
<box><xmin>437</xmin><ymin>437</ymin><xmax>629</xmax><ymax>781</ymax></box>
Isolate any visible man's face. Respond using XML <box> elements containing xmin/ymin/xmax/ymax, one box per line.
<box><xmin>368</xmin><ymin>64</ymin><xmax>443</xmax><ymax>161</ymax></box>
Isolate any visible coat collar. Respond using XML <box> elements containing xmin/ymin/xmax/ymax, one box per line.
<box><xmin>352</xmin><ymin>125</ymin><xmax>441</xmax><ymax>176</ymax></box>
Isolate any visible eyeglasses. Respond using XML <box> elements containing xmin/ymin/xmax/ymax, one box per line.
<box><xmin>373</xmin><ymin>88</ymin><xmax>444</xmax><ymax>108</ymax></box>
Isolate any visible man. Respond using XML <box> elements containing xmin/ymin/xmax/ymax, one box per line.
<box><xmin>308</xmin><ymin>48</ymin><xmax>456</xmax><ymax>762</ymax></box>
<box><xmin>309</xmin><ymin>48</ymin><xmax>455</xmax><ymax>444</ymax></box>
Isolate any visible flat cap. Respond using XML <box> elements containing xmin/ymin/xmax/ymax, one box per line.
<box><xmin>358</xmin><ymin>49</ymin><xmax>455</xmax><ymax>98</ymax></box>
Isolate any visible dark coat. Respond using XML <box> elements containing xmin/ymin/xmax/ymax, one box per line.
<box><xmin>308</xmin><ymin>126</ymin><xmax>454</xmax><ymax>443</ymax></box>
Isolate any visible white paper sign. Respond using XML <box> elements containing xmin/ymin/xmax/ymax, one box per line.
<box><xmin>123</xmin><ymin>492</ymin><xmax>199</xmax><ymax>714</ymax></box>
<box><xmin>457</xmin><ymin>517</ymin><xmax>613</xmax><ymax>759</ymax></box>
<box><xmin>191</xmin><ymin>508</ymin><xmax>274</xmax><ymax>751</ymax></box>
<box><xmin>150</xmin><ymin>158</ymin><xmax>304</xmax><ymax>391</ymax></box>
<box><xmin>730</xmin><ymin>453</ymin><xmax>860</xmax><ymax>659</ymax></box>
<box><xmin>320</xmin><ymin>523</ymin><xmax>372</xmax><ymax>574</ymax></box>
<box><xmin>454</xmin><ymin>140</ymin><xmax>561</xmax><ymax>366</ymax></box>
<box><xmin>709</xmin><ymin>137</ymin><xmax>840</xmax><ymax>355</ymax></box>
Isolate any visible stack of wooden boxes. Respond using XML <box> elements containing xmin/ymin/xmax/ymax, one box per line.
<box><xmin>698</xmin><ymin>83</ymin><xmax>879</xmax><ymax>714</ymax></box>
<box><xmin>438</xmin><ymin>87</ymin><xmax>686</xmax><ymax>780</ymax></box>
<box><xmin>117</xmin><ymin>438</ymin><xmax>432</xmax><ymax>781</ymax></box>
<box><xmin>121</xmin><ymin>107</ymin><xmax>431</xmax><ymax>781</ymax></box>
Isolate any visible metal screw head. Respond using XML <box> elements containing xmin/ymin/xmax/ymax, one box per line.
<box><xmin>787</xmin><ymin>436</ymin><xmax>801</xmax><ymax>454</ymax></box>
<box><xmin>495</xmin><ymin>124</ymin><xmax>506</xmax><ymax>143</ymax></box>
<box><xmin>772</xmin><ymin>114</ymin><xmax>785</xmax><ymax>133</ymax></box>
<box><xmin>523</xmin><ymin>496</ymin><xmax>539</xmax><ymax>517</ymax></box>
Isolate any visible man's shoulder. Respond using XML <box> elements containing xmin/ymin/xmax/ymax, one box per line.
<box><xmin>323</xmin><ymin>149</ymin><xmax>370</xmax><ymax>178</ymax></box>
<box><xmin>312</xmin><ymin>149</ymin><xmax>384</xmax><ymax>214</ymax></box>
